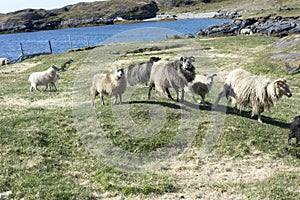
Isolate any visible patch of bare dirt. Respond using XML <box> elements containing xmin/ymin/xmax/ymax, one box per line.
<box><xmin>0</xmin><ymin>96</ymin><xmax>72</xmax><ymax>108</ymax></box>
<box><xmin>0</xmin><ymin>61</ymin><xmax>41</xmax><ymax>74</ymax></box>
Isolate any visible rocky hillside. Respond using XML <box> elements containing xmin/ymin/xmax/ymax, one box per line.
<box><xmin>0</xmin><ymin>0</ymin><xmax>159</xmax><ymax>34</ymax></box>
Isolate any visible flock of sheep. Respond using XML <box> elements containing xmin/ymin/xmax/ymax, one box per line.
<box><xmin>27</xmin><ymin>55</ymin><xmax>299</xmax><ymax>145</ymax></box>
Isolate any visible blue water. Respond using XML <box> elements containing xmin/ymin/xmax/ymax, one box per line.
<box><xmin>0</xmin><ymin>18</ymin><xmax>229</xmax><ymax>60</ymax></box>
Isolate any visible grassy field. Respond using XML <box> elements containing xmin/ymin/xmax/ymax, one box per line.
<box><xmin>0</xmin><ymin>34</ymin><xmax>299</xmax><ymax>199</ymax></box>
<box><xmin>164</xmin><ymin>0</ymin><xmax>300</xmax><ymax>19</ymax></box>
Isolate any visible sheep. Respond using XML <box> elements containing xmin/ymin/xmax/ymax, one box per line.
<box><xmin>126</xmin><ymin>56</ymin><xmax>161</xmax><ymax>86</ymax></box>
<box><xmin>28</xmin><ymin>65</ymin><xmax>59</xmax><ymax>92</ymax></box>
<box><xmin>288</xmin><ymin>116</ymin><xmax>300</xmax><ymax>145</ymax></box>
<box><xmin>213</xmin><ymin>69</ymin><xmax>292</xmax><ymax>123</ymax></box>
<box><xmin>0</xmin><ymin>58</ymin><xmax>9</xmax><ymax>66</ymax></box>
<box><xmin>185</xmin><ymin>74</ymin><xmax>217</xmax><ymax>105</ymax></box>
<box><xmin>48</xmin><ymin>73</ymin><xmax>60</xmax><ymax>92</ymax></box>
<box><xmin>90</xmin><ymin>68</ymin><xmax>127</xmax><ymax>106</ymax></box>
<box><xmin>240</xmin><ymin>28</ymin><xmax>253</xmax><ymax>36</ymax></box>
<box><xmin>148</xmin><ymin>56</ymin><xmax>196</xmax><ymax>102</ymax></box>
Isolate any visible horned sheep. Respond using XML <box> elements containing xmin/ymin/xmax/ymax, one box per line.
<box><xmin>28</xmin><ymin>65</ymin><xmax>59</xmax><ymax>92</ymax></box>
<box><xmin>148</xmin><ymin>56</ymin><xmax>196</xmax><ymax>102</ymax></box>
<box><xmin>126</xmin><ymin>56</ymin><xmax>161</xmax><ymax>86</ymax></box>
<box><xmin>90</xmin><ymin>68</ymin><xmax>127</xmax><ymax>106</ymax></box>
<box><xmin>185</xmin><ymin>74</ymin><xmax>217</xmax><ymax>105</ymax></box>
<box><xmin>213</xmin><ymin>68</ymin><xmax>292</xmax><ymax>123</ymax></box>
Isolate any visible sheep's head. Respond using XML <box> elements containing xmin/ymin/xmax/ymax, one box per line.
<box><xmin>274</xmin><ymin>78</ymin><xmax>292</xmax><ymax>98</ymax></box>
<box><xmin>51</xmin><ymin>65</ymin><xmax>59</xmax><ymax>71</ymax></box>
<box><xmin>115</xmin><ymin>68</ymin><xmax>125</xmax><ymax>79</ymax></box>
<box><xmin>149</xmin><ymin>57</ymin><xmax>161</xmax><ymax>62</ymax></box>
<box><xmin>180</xmin><ymin>56</ymin><xmax>195</xmax><ymax>71</ymax></box>
<box><xmin>56</xmin><ymin>74</ymin><xmax>61</xmax><ymax>80</ymax></box>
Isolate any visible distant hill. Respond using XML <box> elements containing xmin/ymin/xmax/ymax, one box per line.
<box><xmin>0</xmin><ymin>0</ymin><xmax>159</xmax><ymax>34</ymax></box>
<box><xmin>0</xmin><ymin>0</ymin><xmax>299</xmax><ymax>34</ymax></box>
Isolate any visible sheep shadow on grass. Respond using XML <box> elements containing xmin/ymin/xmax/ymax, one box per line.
<box><xmin>128</xmin><ymin>100</ymin><xmax>182</xmax><ymax>110</ymax></box>
<box><xmin>213</xmin><ymin>104</ymin><xmax>290</xmax><ymax>129</ymax></box>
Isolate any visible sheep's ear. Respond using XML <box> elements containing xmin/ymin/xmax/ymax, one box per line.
<box><xmin>189</xmin><ymin>56</ymin><xmax>195</xmax><ymax>62</ymax></box>
<box><xmin>274</xmin><ymin>78</ymin><xmax>286</xmax><ymax>86</ymax></box>
<box><xmin>180</xmin><ymin>57</ymin><xmax>184</xmax><ymax>61</ymax></box>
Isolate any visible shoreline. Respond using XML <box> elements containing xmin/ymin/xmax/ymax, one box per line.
<box><xmin>143</xmin><ymin>12</ymin><xmax>218</xmax><ymax>22</ymax></box>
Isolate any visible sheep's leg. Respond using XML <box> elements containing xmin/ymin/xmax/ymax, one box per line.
<box><xmin>288</xmin><ymin>131</ymin><xmax>293</xmax><ymax>145</ymax></box>
<box><xmin>113</xmin><ymin>95</ymin><xmax>118</xmax><ymax>105</ymax></box>
<box><xmin>192</xmin><ymin>95</ymin><xmax>198</xmax><ymax>103</ymax></box>
<box><xmin>44</xmin><ymin>84</ymin><xmax>48</xmax><ymax>92</ymax></box>
<box><xmin>148</xmin><ymin>83</ymin><xmax>155</xmax><ymax>100</ymax></box>
<box><xmin>257</xmin><ymin>113</ymin><xmax>263</xmax><ymax>123</ymax></box>
<box><xmin>35</xmin><ymin>85</ymin><xmax>41</xmax><ymax>92</ymax></box>
<box><xmin>91</xmin><ymin>89</ymin><xmax>98</xmax><ymax>107</ymax></box>
<box><xmin>119</xmin><ymin>94</ymin><xmax>122</xmax><ymax>104</ymax></box>
<box><xmin>100</xmin><ymin>94</ymin><xmax>105</xmax><ymax>105</ymax></box>
<box><xmin>200</xmin><ymin>94</ymin><xmax>206</xmax><ymax>105</ymax></box>
<box><xmin>91</xmin><ymin>93</ymin><xmax>96</xmax><ymax>107</ymax></box>
<box><xmin>179</xmin><ymin>89</ymin><xmax>184</xmax><ymax>102</ymax></box>
<box><xmin>51</xmin><ymin>82</ymin><xmax>57</xmax><ymax>91</ymax></box>
<box><xmin>166</xmin><ymin>88</ymin><xmax>175</xmax><ymax>101</ymax></box>
<box><xmin>213</xmin><ymin>87</ymin><xmax>227</xmax><ymax>108</ymax></box>
<box><xmin>91</xmin><ymin>96</ymin><xmax>95</xmax><ymax>107</ymax></box>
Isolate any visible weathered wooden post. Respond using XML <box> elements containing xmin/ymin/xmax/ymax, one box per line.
<box><xmin>20</xmin><ymin>42</ymin><xmax>24</xmax><ymax>61</ymax></box>
<box><xmin>86</xmin><ymin>36</ymin><xmax>89</xmax><ymax>47</ymax></box>
<box><xmin>48</xmin><ymin>40</ymin><xmax>53</xmax><ymax>54</ymax></box>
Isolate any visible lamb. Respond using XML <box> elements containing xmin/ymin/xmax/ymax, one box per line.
<box><xmin>148</xmin><ymin>56</ymin><xmax>196</xmax><ymax>102</ymax></box>
<box><xmin>288</xmin><ymin>116</ymin><xmax>300</xmax><ymax>145</ymax></box>
<box><xmin>90</xmin><ymin>68</ymin><xmax>127</xmax><ymax>106</ymax></box>
<box><xmin>0</xmin><ymin>58</ymin><xmax>9</xmax><ymax>66</ymax></box>
<box><xmin>185</xmin><ymin>74</ymin><xmax>217</xmax><ymax>105</ymax></box>
<box><xmin>48</xmin><ymin>73</ymin><xmax>60</xmax><ymax>92</ymax></box>
<box><xmin>126</xmin><ymin>56</ymin><xmax>161</xmax><ymax>86</ymax></box>
<box><xmin>213</xmin><ymin>68</ymin><xmax>292</xmax><ymax>123</ymax></box>
<box><xmin>28</xmin><ymin>65</ymin><xmax>59</xmax><ymax>92</ymax></box>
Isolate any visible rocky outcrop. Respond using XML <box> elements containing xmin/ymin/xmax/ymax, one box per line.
<box><xmin>213</xmin><ymin>10</ymin><xmax>243</xmax><ymax>19</ymax></box>
<box><xmin>0</xmin><ymin>1</ymin><xmax>158</xmax><ymax>34</ymax></box>
<box><xmin>197</xmin><ymin>16</ymin><xmax>300</xmax><ymax>37</ymax></box>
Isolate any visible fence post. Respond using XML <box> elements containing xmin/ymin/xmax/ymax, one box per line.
<box><xmin>86</xmin><ymin>36</ymin><xmax>89</xmax><ymax>47</ymax></box>
<box><xmin>20</xmin><ymin>43</ymin><xmax>24</xmax><ymax>61</ymax></box>
<box><xmin>68</xmin><ymin>35</ymin><xmax>72</xmax><ymax>50</ymax></box>
<box><xmin>48</xmin><ymin>40</ymin><xmax>53</xmax><ymax>54</ymax></box>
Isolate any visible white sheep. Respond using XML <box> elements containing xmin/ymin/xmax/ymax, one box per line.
<box><xmin>185</xmin><ymin>74</ymin><xmax>217</xmax><ymax>105</ymax></box>
<box><xmin>90</xmin><ymin>68</ymin><xmax>127</xmax><ymax>106</ymax></box>
<box><xmin>148</xmin><ymin>56</ymin><xmax>196</xmax><ymax>102</ymax></box>
<box><xmin>240</xmin><ymin>28</ymin><xmax>253</xmax><ymax>35</ymax></box>
<box><xmin>213</xmin><ymin>68</ymin><xmax>292</xmax><ymax>123</ymax></box>
<box><xmin>0</xmin><ymin>58</ymin><xmax>9</xmax><ymax>66</ymax></box>
<box><xmin>28</xmin><ymin>65</ymin><xmax>59</xmax><ymax>92</ymax></box>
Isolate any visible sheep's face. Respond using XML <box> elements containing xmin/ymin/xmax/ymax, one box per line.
<box><xmin>180</xmin><ymin>56</ymin><xmax>195</xmax><ymax>71</ymax></box>
<box><xmin>56</xmin><ymin>74</ymin><xmax>61</xmax><ymax>80</ymax></box>
<box><xmin>51</xmin><ymin>65</ymin><xmax>59</xmax><ymax>71</ymax></box>
<box><xmin>115</xmin><ymin>68</ymin><xmax>125</xmax><ymax>79</ymax></box>
<box><xmin>274</xmin><ymin>78</ymin><xmax>292</xmax><ymax>98</ymax></box>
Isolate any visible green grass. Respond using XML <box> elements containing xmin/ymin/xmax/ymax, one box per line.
<box><xmin>1</xmin><ymin>35</ymin><xmax>299</xmax><ymax>199</ymax></box>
